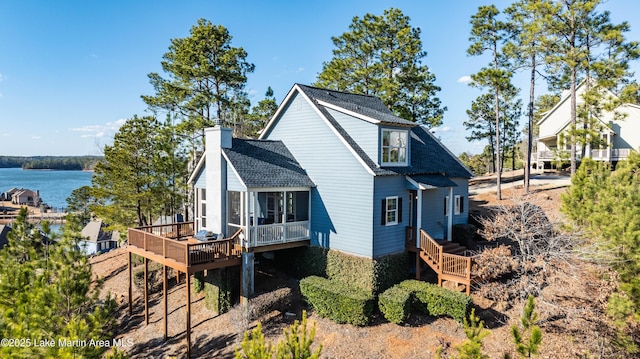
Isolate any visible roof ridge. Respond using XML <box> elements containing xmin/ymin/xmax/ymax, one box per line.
<box><xmin>295</xmin><ymin>83</ymin><xmax>381</xmax><ymax>100</ymax></box>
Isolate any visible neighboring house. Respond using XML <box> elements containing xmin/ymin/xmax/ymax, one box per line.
<box><xmin>189</xmin><ymin>83</ymin><xmax>473</xmax><ymax>294</ymax></box>
<box><xmin>2</xmin><ymin>188</ymin><xmax>20</xmax><ymax>202</ymax></box>
<box><xmin>11</xmin><ymin>188</ymin><xmax>40</xmax><ymax>206</ymax></box>
<box><xmin>80</xmin><ymin>219</ymin><xmax>119</xmax><ymax>255</ymax></box>
<box><xmin>536</xmin><ymin>80</ymin><xmax>640</xmax><ymax>169</ymax></box>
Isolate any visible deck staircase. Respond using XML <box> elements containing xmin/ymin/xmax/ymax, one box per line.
<box><xmin>412</xmin><ymin>228</ymin><xmax>474</xmax><ymax>295</ymax></box>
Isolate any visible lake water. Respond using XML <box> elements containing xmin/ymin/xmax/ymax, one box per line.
<box><xmin>0</xmin><ymin>168</ymin><xmax>93</xmax><ymax>210</ymax></box>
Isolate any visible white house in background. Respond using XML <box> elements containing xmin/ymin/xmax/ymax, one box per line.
<box><xmin>11</xmin><ymin>189</ymin><xmax>40</xmax><ymax>206</ymax></box>
<box><xmin>535</xmin><ymin>80</ymin><xmax>640</xmax><ymax>169</ymax></box>
<box><xmin>80</xmin><ymin>219</ymin><xmax>119</xmax><ymax>255</ymax></box>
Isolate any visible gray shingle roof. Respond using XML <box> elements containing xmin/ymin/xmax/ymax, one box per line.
<box><xmin>296</xmin><ymin>85</ymin><xmax>473</xmax><ymax>179</ymax></box>
<box><xmin>409</xmin><ymin>174</ymin><xmax>458</xmax><ymax>188</ymax></box>
<box><xmin>224</xmin><ymin>139</ymin><xmax>315</xmax><ymax>188</ymax></box>
<box><xmin>297</xmin><ymin>84</ymin><xmax>416</xmax><ymax>126</ymax></box>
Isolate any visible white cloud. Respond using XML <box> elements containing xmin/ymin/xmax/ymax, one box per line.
<box><xmin>457</xmin><ymin>76</ymin><xmax>472</xmax><ymax>84</ymax></box>
<box><xmin>71</xmin><ymin>118</ymin><xmax>126</xmax><ymax>138</ymax></box>
<box><xmin>430</xmin><ymin>126</ymin><xmax>452</xmax><ymax>133</ymax></box>
<box><xmin>0</xmin><ymin>72</ymin><xmax>6</xmax><ymax>82</ymax></box>
<box><xmin>296</xmin><ymin>67</ymin><xmax>305</xmax><ymax>73</ymax></box>
<box><xmin>32</xmin><ymin>135</ymin><xmax>42</xmax><ymax>140</ymax></box>
<box><xmin>2</xmin><ymin>133</ymin><xmax>10</xmax><ymax>137</ymax></box>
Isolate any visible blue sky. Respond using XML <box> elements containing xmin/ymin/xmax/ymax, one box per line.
<box><xmin>1</xmin><ymin>0</ymin><xmax>639</xmax><ymax>157</ymax></box>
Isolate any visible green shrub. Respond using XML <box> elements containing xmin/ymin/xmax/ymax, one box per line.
<box><xmin>372</xmin><ymin>252</ymin><xmax>409</xmax><ymax>293</ymax></box>
<box><xmin>326</xmin><ymin>251</ymin><xmax>376</xmax><ymax>293</ymax></box>
<box><xmin>378</xmin><ymin>286</ymin><xmax>413</xmax><ymax>324</ymax></box>
<box><xmin>204</xmin><ymin>267</ymin><xmax>238</xmax><ymax>315</ymax></box>
<box><xmin>398</xmin><ymin>280</ymin><xmax>472</xmax><ymax>323</ymax></box>
<box><xmin>280</xmin><ymin>247</ymin><xmax>408</xmax><ymax>295</ymax></box>
<box><xmin>299</xmin><ymin>276</ymin><xmax>374</xmax><ymax>326</ymax></box>
<box><xmin>193</xmin><ymin>271</ymin><xmax>205</xmax><ymax>293</ymax></box>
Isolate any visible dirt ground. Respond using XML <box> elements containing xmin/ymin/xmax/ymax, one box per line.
<box><xmin>92</xmin><ymin>181</ymin><xmax>618</xmax><ymax>358</ymax></box>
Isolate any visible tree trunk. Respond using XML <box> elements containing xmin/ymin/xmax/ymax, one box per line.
<box><xmin>495</xmin><ymin>87</ymin><xmax>502</xmax><ymax>200</ymax></box>
<box><xmin>570</xmin><ymin>66</ymin><xmax>577</xmax><ymax>175</ymax></box>
<box><xmin>524</xmin><ymin>56</ymin><xmax>535</xmax><ymax>193</ymax></box>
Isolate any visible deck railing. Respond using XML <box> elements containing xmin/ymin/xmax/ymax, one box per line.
<box><xmin>243</xmin><ymin>220</ymin><xmax>310</xmax><ymax>248</ymax></box>
<box><xmin>413</xmin><ymin>228</ymin><xmax>473</xmax><ymax>294</ymax></box>
<box><xmin>136</xmin><ymin>221</ymin><xmax>195</xmax><ymax>240</ymax></box>
<box><xmin>128</xmin><ymin>225</ymin><xmax>241</xmax><ymax>267</ymax></box>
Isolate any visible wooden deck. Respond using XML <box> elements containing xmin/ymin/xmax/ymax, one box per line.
<box><xmin>407</xmin><ymin>226</ymin><xmax>474</xmax><ymax>295</ymax></box>
<box><xmin>127</xmin><ymin>222</ymin><xmax>243</xmax><ymax>274</ymax></box>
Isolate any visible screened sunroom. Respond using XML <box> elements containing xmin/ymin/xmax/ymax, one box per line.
<box><xmin>227</xmin><ymin>189</ymin><xmax>310</xmax><ymax>248</ymax></box>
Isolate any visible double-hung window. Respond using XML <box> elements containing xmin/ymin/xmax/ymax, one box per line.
<box><xmin>382</xmin><ymin>196</ymin><xmax>402</xmax><ymax>226</ymax></box>
<box><xmin>444</xmin><ymin>195</ymin><xmax>464</xmax><ymax>215</ymax></box>
<box><xmin>381</xmin><ymin>129</ymin><xmax>408</xmax><ymax>166</ymax></box>
<box><xmin>455</xmin><ymin>195</ymin><xmax>464</xmax><ymax>215</ymax></box>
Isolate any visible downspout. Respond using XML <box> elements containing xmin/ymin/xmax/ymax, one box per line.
<box><xmin>447</xmin><ymin>187</ymin><xmax>453</xmax><ymax>242</ymax></box>
<box><xmin>416</xmin><ymin>189</ymin><xmax>423</xmax><ymax>248</ymax></box>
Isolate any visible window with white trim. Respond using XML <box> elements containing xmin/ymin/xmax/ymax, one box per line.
<box><xmin>381</xmin><ymin>129</ymin><xmax>408</xmax><ymax>166</ymax></box>
<box><xmin>455</xmin><ymin>195</ymin><xmax>464</xmax><ymax>215</ymax></box>
<box><xmin>382</xmin><ymin>196</ymin><xmax>402</xmax><ymax>226</ymax></box>
<box><xmin>199</xmin><ymin>188</ymin><xmax>207</xmax><ymax>228</ymax></box>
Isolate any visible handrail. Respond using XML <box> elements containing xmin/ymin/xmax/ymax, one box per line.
<box><xmin>127</xmin><ymin>226</ymin><xmax>242</xmax><ymax>267</ymax></box>
<box><xmin>419</xmin><ymin>229</ymin><xmax>442</xmax><ymax>270</ymax></box>
<box><xmin>417</xmin><ymin>229</ymin><xmax>472</xmax><ymax>293</ymax></box>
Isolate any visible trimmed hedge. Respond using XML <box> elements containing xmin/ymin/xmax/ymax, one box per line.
<box><xmin>280</xmin><ymin>247</ymin><xmax>409</xmax><ymax>295</ymax></box>
<box><xmin>378</xmin><ymin>286</ymin><xmax>413</xmax><ymax>324</ymax></box>
<box><xmin>398</xmin><ymin>280</ymin><xmax>472</xmax><ymax>323</ymax></box>
<box><xmin>299</xmin><ymin>276</ymin><xmax>374</xmax><ymax>326</ymax></box>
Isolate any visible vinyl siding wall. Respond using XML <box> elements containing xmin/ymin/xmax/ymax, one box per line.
<box><xmin>419</xmin><ymin>179</ymin><xmax>469</xmax><ymax>240</ymax></box>
<box><xmin>264</xmin><ymin>92</ymin><xmax>374</xmax><ymax>257</ymax></box>
<box><xmin>226</xmin><ymin>163</ymin><xmax>247</xmax><ymax>192</ymax></box>
<box><xmin>326</xmin><ymin>108</ymin><xmax>379</xmax><ymax>163</ymax></box>
<box><xmin>372</xmin><ymin>176</ymin><xmax>409</xmax><ymax>257</ymax></box>
<box><xmin>194</xmin><ymin>165</ymin><xmax>206</xmax><ymax>189</ymax></box>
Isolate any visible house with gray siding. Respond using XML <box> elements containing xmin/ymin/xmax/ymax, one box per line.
<box><xmin>189</xmin><ymin>84</ymin><xmax>472</xmax><ymax>297</ymax></box>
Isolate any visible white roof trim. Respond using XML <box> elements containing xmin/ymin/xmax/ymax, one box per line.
<box><xmin>316</xmin><ymin>100</ymin><xmax>381</xmax><ymax>124</ymax></box>
<box><xmin>221</xmin><ymin>151</ymin><xmax>248</xmax><ymax>190</ymax></box>
<box><xmin>187</xmin><ymin>154</ymin><xmax>206</xmax><ymax>184</ymax></box>
<box><xmin>246</xmin><ymin>186</ymin><xmax>311</xmax><ymax>192</ymax></box>
<box><xmin>297</xmin><ymin>89</ymin><xmax>377</xmax><ymax>176</ymax></box>
<box><xmin>405</xmin><ymin>176</ymin><xmax>437</xmax><ymax>190</ymax></box>
<box><xmin>259</xmin><ymin>84</ymin><xmax>301</xmax><ymax>140</ymax></box>
<box><xmin>263</xmin><ymin>84</ymin><xmax>376</xmax><ymax>176</ymax></box>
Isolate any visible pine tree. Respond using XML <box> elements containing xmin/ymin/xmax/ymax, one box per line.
<box><xmin>541</xmin><ymin>0</ymin><xmax>639</xmax><ymax>175</ymax></box>
<box><xmin>468</xmin><ymin>4</ymin><xmax>513</xmax><ymax>200</ymax></box>
<box><xmin>455</xmin><ymin>308</ymin><xmax>490</xmax><ymax>359</ymax></box>
<box><xmin>0</xmin><ymin>213</ymin><xmax>116</xmax><ymax>358</ymax></box>
<box><xmin>511</xmin><ymin>295</ymin><xmax>543</xmax><ymax>358</ymax></box>
<box><xmin>315</xmin><ymin>8</ymin><xmax>445</xmax><ymax>127</ymax></box>
<box><xmin>143</xmin><ymin>18</ymin><xmax>255</xmax><ymax>135</ymax></box>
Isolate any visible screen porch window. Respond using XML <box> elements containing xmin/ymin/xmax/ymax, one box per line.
<box><xmin>199</xmin><ymin>188</ymin><xmax>207</xmax><ymax>228</ymax></box>
<box><xmin>228</xmin><ymin>191</ymin><xmax>241</xmax><ymax>225</ymax></box>
<box><xmin>381</xmin><ymin>129</ymin><xmax>408</xmax><ymax>166</ymax></box>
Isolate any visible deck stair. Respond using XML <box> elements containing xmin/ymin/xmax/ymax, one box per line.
<box><xmin>415</xmin><ymin>229</ymin><xmax>474</xmax><ymax>295</ymax></box>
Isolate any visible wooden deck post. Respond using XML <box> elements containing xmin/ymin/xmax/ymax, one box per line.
<box><xmin>186</xmin><ymin>272</ymin><xmax>192</xmax><ymax>358</ymax></box>
<box><xmin>144</xmin><ymin>257</ymin><xmax>149</xmax><ymax>325</ymax></box>
<box><xmin>415</xmin><ymin>253</ymin><xmax>421</xmax><ymax>280</ymax></box>
<box><xmin>163</xmin><ymin>265</ymin><xmax>168</xmax><ymax>341</ymax></box>
<box><xmin>241</xmin><ymin>252</ymin><xmax>255</xmax><ymax>319</ymax></box>
<box><xmin>128</xmin><ymin>251</ymin><xmax>132</xmax><ymax>315</ymax></box>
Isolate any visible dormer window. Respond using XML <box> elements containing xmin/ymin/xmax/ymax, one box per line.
<box><xmin>381</xmin><ymin>129</ymin><xmax>408</xmax><ymax>166</ymax></box>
